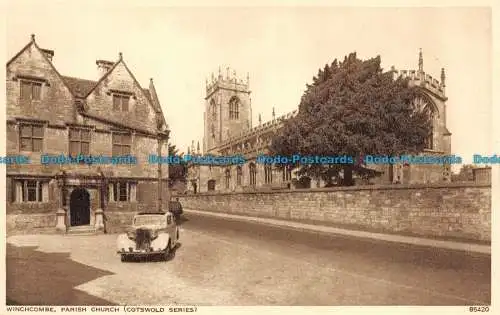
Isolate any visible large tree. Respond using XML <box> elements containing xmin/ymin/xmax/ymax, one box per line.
<box><xmin>168</xmin><ymin>144</ymin><xmax>187</xmax><ymax>187</ymax></box>
<box><xmin>270</xmin><ymin>52</ymin><xmax>433</xmax><ymax>186</ymax></box>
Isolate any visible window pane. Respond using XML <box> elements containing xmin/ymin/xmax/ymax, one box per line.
<box><xmin>32</xmin><ymin>139</ymin><xmax>43</xmax><ymax>152</ymax></box>
<box><xmin>121</xmin><ymin>145</ymin><xmax>131</xmax><ymax>155</ymax></box>
<box><xmin>112</xmin><ymin>134</ymin><xmax>121</xmax><ymax>144</ymax></box>
<box><xmin>38</xmin><ymin>182</ymin><xmax>43</xmax><ymax>202</ymax></box>
<box><xmin>27</xmin><ymin>188</ymin><xmax>37</xmax><ymax>202</ymax></box>
<box><xmin>21</xmin><ymin>126</ymin><xmax>32</xmax><ymax>137</ymax></box>
<box><xmin>112</xmin><ymin>145</ymin><xmax>121</xmax><ymax>156</ymax></box>
<box><xmin>122</xmin><ymin>97</ymin><xmax>129</xmax><ymax>111</ymax></box>
<box><xmin>69</xmin><ymin>141</ymin><xmax>80</xmax><ymax>156</ymax></box>
<box><xmin>81</xmin><ymin>130</ymin><xmax>90</xmax><ymax>141</ymax></box>
<box><xmin>32</xmin><ymin>83</ymin><xmax>41</xmax><ymax>100</ymax></box>
<box><xmin>32</xmin><ymin>126</ymin><xmax>43</xmax><ymax>137</ymax></box>
<box><xmin>122</xmin><ymin>135</ymin><xmax>131</xmax><ymax>145</ymax></box>
<box><xmin>119</xmin><ymin>182</ymin><xmax>127</xmax><ymax>201</ymax></box>
<box><xmin>113</xmin><ymin>183</ymin><xmax>118</xmax><ymax>202</ymax></box>
<box><xmin>20</xmin><ymin>138</ymin><xmax>32</xmax><ymax>151</ymax></box>
<box><xmin>27</xmin><ymin>181</ymin><xmax>37</xmax><ymax>202</ymax></box>
<box><xmin>113</xmin><ymin>95</ymin><xmax>120</xmax><ymax>110</ymax></box>
<box><xmin>81</xmin><ymin>142</ymin><xmax>90</xmax><ymax>155</ymax></box>
<box><xmin>69</xmin><ymin>129</ymin><xmax>79</xmax><ymax>140</ymax></box>
<box><xmin>21</xmin><ymin>82</ymin><xmax>31</xmax><ymax>100</ymax></box>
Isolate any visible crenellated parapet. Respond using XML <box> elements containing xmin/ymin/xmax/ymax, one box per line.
<box><xmin>209</xmin><ymin>109</ymin><xmax>298</xmax><ymax>156</ymax></box>
<box><xmin>205</xmin><ymin>66</ymin><xmax>250</xmax><ymax>99</ymax></box>
<box><xmin>393</xmin><ymin>69</ymin><xmax>446</xmax><ymax>100</ymax></box>
<box><xmin>391</xmin><ymin>49</ymin><xmax>447</xmax><ymax>100</ymax></box>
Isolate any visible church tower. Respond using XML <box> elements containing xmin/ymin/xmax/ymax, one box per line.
<box><xmin>203</xmin><ymin>67</ymin><xmax>252</xmax><ymax>153</ymax></box>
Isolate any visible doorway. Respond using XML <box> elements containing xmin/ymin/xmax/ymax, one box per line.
<box><xmin>70</xmin><ymin>187</ymin><xmax>91</xmax><ymax>226</ymax></box>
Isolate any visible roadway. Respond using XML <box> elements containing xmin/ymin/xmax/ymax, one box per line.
<box><xmin>6</xmin><ymin>211</ymin><xmax>491</xmax><ymax>305</ymax></box>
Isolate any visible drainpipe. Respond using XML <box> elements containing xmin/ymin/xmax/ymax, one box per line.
<box><xmin>157</xmin><ymin>130</ymin><xmax>171</xmax><ymax>212</ymax></box>
<box><xmin>157</xmin><ymin>133</ymin><xmax>163</xmax><ymax>212</ymax></box>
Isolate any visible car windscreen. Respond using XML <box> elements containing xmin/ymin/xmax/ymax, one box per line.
<box><xmin>133</xmin><ymin>215</ymin><xmax>166</xmax><ymax>226</ymax></box>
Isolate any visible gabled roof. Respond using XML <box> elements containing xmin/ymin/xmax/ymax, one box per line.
<box><xmin>62</xmin><ymin>75</ymin><xmax>156</xmax><ymax>104</ymax></box>
<box><xmin>62</xmin><ymin>76</ymin><xmax>97</xmax><ymax>98</ymax></box>
<box><xmin>81</xmin><ymin>54</ymin><xmax>162</xmax><ymax>115</ymax></box>
<box><xmin>142</xmin><ymin>88</ymin><xmax>153</xmax><ymax>105</ymax></box>
<box><xmin>7</xmin><ymin>34</ymin><xmax>75</xmax><ymax>98</ymax></box>
<box><xmin>8</xmin><ymin>34</ymin><xmax>166</xmax><ymax>130</ymax></box>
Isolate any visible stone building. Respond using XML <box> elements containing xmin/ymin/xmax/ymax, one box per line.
<box><xmin>186</xmin><ymin>50</ymin><xmax>453</xmax><ymax>193</ymax></box>
<box><xmin>6</xmin><ymin>34</ymin><xmax>170</xmax><ymax>234</ymax></box>
<box><xmin>472</xmin><ymin>167</ymin><xmax>492</xmax><ymax>185</ymax></box>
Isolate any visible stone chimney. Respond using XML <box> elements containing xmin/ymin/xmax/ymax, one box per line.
<box><xmin>40</xmin><ymin>49</ymin><xmax>54</xmax><ymax>62</ymax></box>
<box><xmin>96</xmin><ymin>60</ymin><xmax>114</xmax><ymax>77</ymax></box>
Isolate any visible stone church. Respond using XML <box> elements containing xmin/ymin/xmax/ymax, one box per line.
<box><xmin>6</xmin><ymin>34</ymin><xmax>170</xmax><ymax>234</ymax></box>
<box><xmin>186</xmin><ymin>50</ymin><xmax>452</xmax><ymax>193</ymax></box>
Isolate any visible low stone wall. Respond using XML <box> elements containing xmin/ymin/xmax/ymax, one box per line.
<box><xmin>104</xmin><ymin>211</ymin><xmax>136</xmax><ymax>234</ymax></box>
<box><xmin>6</xmin><ymin>211</ymin><xmax>136</xmax><ymax>235</ymax></box>
<box><xmin>6</xmin><ymin>214</ymin><xmax>57</xmax><ymax>235</ymax></box>
<box><xmin>176</xmin><ymin>183</ymin><xmax>491</xmax><ymax>242</ymax></box>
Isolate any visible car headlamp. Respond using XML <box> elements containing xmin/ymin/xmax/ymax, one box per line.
<box><xmin>150</xmin><ymin>230</ymin><xmax>159</xmax><ymax>240</ymax></box>
<box><xmin>127</xmin><ymin>231</ymin><xmax>135</xmax><ymax>240</ymax></box>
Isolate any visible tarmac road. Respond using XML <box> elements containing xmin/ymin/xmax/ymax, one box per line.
<box><xmin>6</xmin><ymin>212</ymin><xmax>491</xmax><ymax>306</ymax></box>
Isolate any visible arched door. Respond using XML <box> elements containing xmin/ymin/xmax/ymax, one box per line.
<box><xmin>70</xmin><ymin>188</ymin><xmax>90</xmax><ymax>226</ymax></box>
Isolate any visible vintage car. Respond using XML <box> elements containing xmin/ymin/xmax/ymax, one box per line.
<box><xmin>116</xmin><ymin>211</ymin><xmax>179</xmax><ymax>262</ymax></box>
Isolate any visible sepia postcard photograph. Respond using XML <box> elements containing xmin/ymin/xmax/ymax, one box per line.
<box><xmin>1</xmin><ymin>1</ymin><xmax>497</xmax><ymax>314</ymax></box>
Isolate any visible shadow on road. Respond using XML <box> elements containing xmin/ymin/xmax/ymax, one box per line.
<box><xmin>6</xmin><ymin>244</ymin><xmax>117</xmax><ymax>306</ymax></box>
<box><xmin>176</xmin><ymin>216</ymin><xmax>189</xmax><ymax>226</ymax></box>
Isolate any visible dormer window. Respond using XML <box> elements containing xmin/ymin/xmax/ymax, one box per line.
<box><xmin>20</xmin><ymin>80</ymin><xmax>42</xmax><ymax>100</ymax></box>
<box><xmin>113</xmin><ymin>94</ymin><xmax>130</xmax><ymax>112</ymax></box>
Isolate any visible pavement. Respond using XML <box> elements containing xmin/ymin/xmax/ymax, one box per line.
<box><xmin>184</xmin><ymin>209</ymin><xmax>491</xmax><ymax>255</ymax></box>
<box><xmin>6</xmin><ymin>211</ymin><xmax>491</xmax><ymax>306</ymax></box>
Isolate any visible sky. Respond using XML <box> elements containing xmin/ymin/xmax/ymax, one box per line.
<box><xmin>4</xmin><ymin>4</ymin><xmax>492</xmax><ymax>171</ymax></box>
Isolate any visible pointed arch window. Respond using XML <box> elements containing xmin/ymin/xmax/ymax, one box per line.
<box><xmin>413</xmin><ymin>96</ymin><xmax>437</xmax><ymax>150</ymax></box>
<box><xmin>264</xmin><ymin>165</ymin><xmax>273</xmax><ymax>184</ymax></box>
<box><xmin>282</xmin><ymin>166</ymin><xmax>292</xmax><ymax>182</ymax></box>
<box><xmin>249</xmin><ymin>163</ymin><xmax>257</xmax><ymax>186</ymax></box>
<box><xmin>210</xmin><ymin>99</ymin><xmax>217</xmax><ymax>120</ymax></box>
<box><xmin>225</xmin><ymin>168</ymin><xmax>231</xmax><ymax>189</ymax></box>
<box><xmin>236</xmin><ymin>166</ymin><xmax>243</xmax><ymax>186</ymax></box>
<box><xmin>229</xmin><ymin>96</ymin><xmax>240</xmax><ymax>120</ymax></box>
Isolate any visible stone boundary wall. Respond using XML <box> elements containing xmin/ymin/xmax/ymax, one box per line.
<box><xmin>175</xmin><ymin>183</ymin><xmax>491</xmax><ymax>242</ymax></box>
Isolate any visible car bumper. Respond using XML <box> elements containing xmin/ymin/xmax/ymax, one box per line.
<box><xmin>117</xmin><ymin>249</ymin><xmax>165</xmax><ymax>256</ymax></box>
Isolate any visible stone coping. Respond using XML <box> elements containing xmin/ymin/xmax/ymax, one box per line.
<box><xmin>174</xmin><ymin>182</ymin><xmax>491</xmax><ymax>196</ymax></box>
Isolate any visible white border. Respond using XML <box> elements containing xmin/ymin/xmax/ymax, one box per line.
<box><xmin>1</xmin><ymin>1</ymin><xmax>498</xmax><ymax>314</ymax></box>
